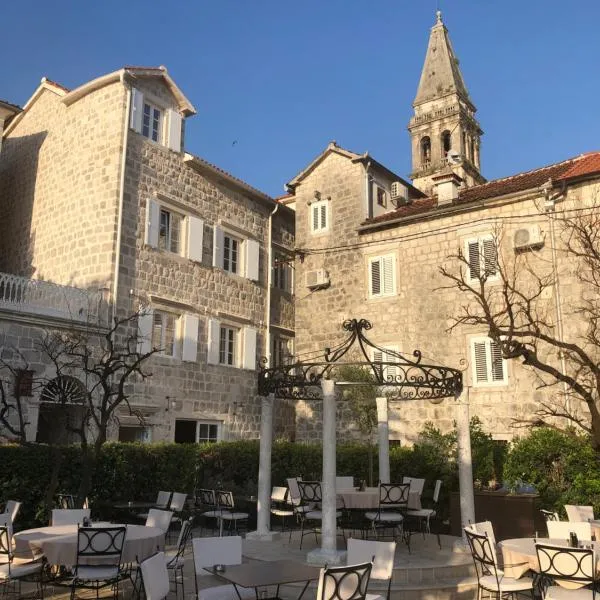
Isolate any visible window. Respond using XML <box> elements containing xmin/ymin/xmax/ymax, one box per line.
<box><xmin>175</xmin><ymin>419</ymin><xmax>221</xmax><ymax>443</ymax></box>
<box><xmin>219</xmin><ymin>326</ymin><xmax>237</xmax><ymax>366</ymax></box>
<box><xmin>376</xmin><ymin>186</ymin><xmax>387</xmax><ymax>208</ymax></box>
<box><xmin>272</xmin><ymin>335</ymin><xmax>292</xmax><ymax>366</ymax></box>
<box><xmin>420</xmin><ymin>136</ymin><xmax>431</xmax><ymax>164</ymax></box>
<box><xmin>441</xmin><ymin>130</ymin><xmax>452</xmax><ymax>157</ymax></box>
<box><xmin>311</xmin><ymin>200</ymin><xmax>328</xmax><ymax>233</ymax></box>
<box><xmin>368</xmin><ymin>255</ymin><xmax>396</xmax><ymax>298</ymax></box>
<box><xmin>223</xmin><ymin>234</ymin><xmax>240</xmax><ymax>274</ymax></box>
<box><xmin>373</xmin><ymin>346</ymin><xmax>399</xmax><ymax>381</ymax></box>
<box><xmin>273</xmin><ymin>252</ymin><xmax>293</xmax><ymax>293</ymax></box>
<box><xmin>158</xmin><ymin>208</ymin><xmax>182</xmax><ymax>254</ymax></box>
<box><xmin>466</xmin><ymin>237</ymin><xmax>498</xmax><ymax>281</ymax></box>
<box><xmin>152</xmin><ymin>310</ymin><xmax>178</xmax><ymax>356</ymax></box>
<box><xmin>198</xmin><ymin>422</ymin><xmax>220</xmax><ymax>443</ymax></box>
<box><xmin>142</xmin><ymin>102</ymin><xmax>163</xmax><ymax>143</ymax></box>
<box><xmin>119</xmin><ymin>426</ymin><xmax>151</xmax><ymax>443</ymax></box>
<box><xmin>471</xmin><ymin>337</ymin><xmax>507</xmax><ymax>386</ymax></box>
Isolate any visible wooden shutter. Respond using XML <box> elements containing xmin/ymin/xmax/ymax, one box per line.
<box><xmin>145</xmin><ymin>198</ymin><xmax>159</xmax><ymax>247</ymax></box>
<box><xmin>382</xmin><ymin>256</ymin><xmax>395</xmax><ymax>295</ymax></box>
<box><xmin>245</xmin><ymin>239</ymin><xmax>259</xmax><ymax>281</ymax></box>
<box><xmin>130</xmin><ymin>88</ymin><xmax>143</xmax><ymax>132</ymax></box>
<box><xmin>137</xmin><ymin>308</ymin><xmax>154</xmax><ymax>355</ymax></box>
<box><xmin>167</xmin><ymin>109</ymin><xmax>182</xmax><ymax>152</ymax></box>
<box><xmin>207</xmin><ymin>318</ymin><xmax>220</xmax><ymax>364</ymax></box>
<box><xmin>385</xmin><ymin>348</ymin><xmax>398</xmax><ymax>378</ymax></box>
<box><xmin>468</xmin><ymin>241</ymin><xmax>480</xmax><ymax>280</ymax></box>
<box><xmin>212</xmin><ymin>225</ymin><xmax>224</xmax><ymax>268</ymax></box>
<box><xmin>370</xmin><ymin>259</ymin><xmax>381</xmax><ymax>296</ymax></box>
<box><xmin>473</xmin><ymin>340</ymin><xmax>489</xmax><ymax>383</ymax></box>
<box><xmin>242</xmin><ymin>327</ymin><xmax>257</xmax><ymax>370</ymax></box>
<box><xmin>187</xmin><ymin>216</ymin><xmax>204</xmax><ymax>262</ymax></box>
<box><xmin>312</xmin><ymin>205</ymin><xmax>319</xmax><ymax>231</ymax></box>
<box><xmin>483</xmin><ymin>238</ymin><xmax>498</xmax><ymax>277</ymax></box>
<box><xmin>320</xmin><ymin>203</ymin><xmax>327</xmax><ymax>229</ymax></box>
<box><xmin>490</xmin><ymin>340</ymin><xmax>505</xmax><ymax>382</ymax></box>
<box><xmin>181</xmin><ymin>314</ymin><xmax>199</xmax><ymax>362</ymax></box>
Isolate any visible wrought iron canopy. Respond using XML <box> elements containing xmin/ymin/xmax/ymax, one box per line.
<box><xmin>258</xmin><ymin>318</ymin><xmax>463</xmax><ymax>401</ymax></box>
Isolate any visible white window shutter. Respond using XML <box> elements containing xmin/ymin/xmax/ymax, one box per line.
<box><xmin>245</xmin><ymin>239</ymin><xmax>260</xmax><ymax>281</ymax></box>
<box><xmin>212</xmin><ymin>225</ymin><xmax>224</xmax><ymax>268</ymax></box>
<box><xmin>187</xmin><ymin>216</ymin><xmax>204</xmax><ymax>262</ymax></box>
<box><xmin>473</xmin><ymin>341</ymin><xmax>489</xmax><ymax>383</ymax></box>
<box><xmin>145</xmin><ymin>198</ymin><xmax>159</xmax><ymax>247</ymax></box>
<box><xmin>167</xmin><ymin>109</ymin><xmax>182</xmax><ymax>152</ymax></box>
<box><xmin>468</xmin><ymin>241</ymin><xmax>480</xmax><ymax>280</ymax></box>
<box><xmin>312</xmin><ymin>205</ymin><xmax>319</xmax><ymax>231</ymax></box>
<box><xmin>490</xmin><ymin>340</ymin><xmax>505</xmax><ymax>382</ymax></box>
<box><xmin>181</xmin><ymin>314</ymin><xmax>199</xmax><ymax>362</ymax></box>
<box><xmin>207</xmin><ymin>318</ymin><xmax>220</xmax><ymax>365</ymax></box>
<box><xmin>242</xmin><ymin>327</ymin><xmax>257</xmax><ymax>370</ymax></box>
<box><xmin>370</xmin><ymin>259</ymin><xmax>381</xmax><ymax>296</ymax></box>
<box><xmin>382</xmin><ymin>256</ymin><xmax>395</xmax><ymax>295</ymax></box>
<box><xmin>130</xmin><ymin>88</ymin><xmax>143</xmax><ymax>132</ymax></box>
<box><xmin>137</xmin><ymin>308</ymin><xmax>154</xmax><ymax>355</ymax></box>
<box><xmin>320</xmin><ymin>203</ymin><xmax>327</xmax><ymax>229</ymax></box>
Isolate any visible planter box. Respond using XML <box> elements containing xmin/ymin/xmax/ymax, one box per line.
<box><xmin>450</xmin><ymin>490</ymin><xmax>546</xmax><ymax>540</ymax></box>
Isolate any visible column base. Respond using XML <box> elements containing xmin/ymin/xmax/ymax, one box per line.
<box><xmin>452</xmin><ymin>537</ymin><xmax>470</xmax><ymax>553</ymax></box>
<box><xmin>306</xmin><ymin>548</ymin><xmax>347</xmax><ymax>565</ymax></box>
<box><xmin>246</xmin><ymin>530</ymin><xmax>281</xmax><ymax>542</ymax></box>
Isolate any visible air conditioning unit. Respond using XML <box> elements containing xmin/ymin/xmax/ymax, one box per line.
<box><xmin>514</xmin><ymin>225</ymin><xmax>544</xmax><ymax>250</ymax></box>
<box><xmin>390</xmin><ymin>181</ymin><xmax>408</xmax><ymax>207</ymax></box>
<box><xmin>305</xmin><ymin>269</ymin><xmax>330</xmax><ymax>289</ymax></box>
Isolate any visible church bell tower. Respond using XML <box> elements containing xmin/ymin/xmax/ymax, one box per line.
<box><xmin>408</xmin><ymin>11</ymin><xmax>485</xmax><ymax>195</ymax></box>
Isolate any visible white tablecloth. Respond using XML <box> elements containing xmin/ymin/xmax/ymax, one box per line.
<box><xmin>13</xmin><ymin>524</ymin><xmax>164</xmax><ymax>566</ymax></box>
<box><xmin>336</xmin><ymin>487</ymin><xmax>421</xmax><ymax>510</ymax></box>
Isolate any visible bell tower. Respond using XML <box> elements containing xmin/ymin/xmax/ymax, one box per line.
<box><xmin>408</xmin><ymin>11</ymin><xmax>485</xmax><ymax>195</ymax></box>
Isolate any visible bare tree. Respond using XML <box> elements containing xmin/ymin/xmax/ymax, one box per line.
<box><xmin>439</xmin><ymin>206</ymin><xmax>600</xmax><ymax>449</ymax></box>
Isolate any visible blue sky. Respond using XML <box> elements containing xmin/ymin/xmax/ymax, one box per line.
<box><xmin>3</xmin><ymin>1</ymin><xmax>600</xmax><ymax>197</ymax></box>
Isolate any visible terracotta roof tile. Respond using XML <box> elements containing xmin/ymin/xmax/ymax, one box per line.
<box><xmin>0</xmin><ymin>99</ymin><xmax>22</xmax><ymax>112</ymax></box>
<box><xmin>364</xmin><ymin>152</ymin><xmax>600</xmax><ymax>226</ymax></box>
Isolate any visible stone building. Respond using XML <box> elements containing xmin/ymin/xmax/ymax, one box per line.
<box><xmin>286</xmin><ymin>12</ymin><xmax>600</xmax><ymax>443</ymax></box>
<box><xmin>0</xmin><ymin>67</ymin><xmax>295</xmax><ymax>444</ymax></box>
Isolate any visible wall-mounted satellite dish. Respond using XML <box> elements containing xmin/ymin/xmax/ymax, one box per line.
<box><xmin>447</xmin><ymin>149</ymin><xmax>462</xmax><ymax>164</ymax></box>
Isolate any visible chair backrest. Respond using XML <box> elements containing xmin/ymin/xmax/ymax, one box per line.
<box><xmin>347</xmin><ymin>538</ymin><xmax>396</xmax><ymax>581</ymax></box>
<box><xmin>0</xmin><ymin>514</ymin><xmax>12</xmax><ymax>538</ymax></box>
<box><xmin>536</xmin><ymin>543</ymin><xmax>595</xmax><ymax>590</ymax></box>
<box><xmin>51</xmin><ymin>508</ymin><xmax>91</xmax><ymax>527</ymax></box>
<box><xmin>541</xmin><ymin>509</ymin><xmax>560</xmax><ymax>522</ymax></box>
<box><xmin>547</xmin><ymin>520</ymin><xmax>592</xmax><ymax>541</ymax></box>
<box><xmin>432</xmin><ymin>480</ymin><xmax>442</xmax><ymax>503</ymax></box>
<box><xmin>379</xmin><ymin>483</ymin><xmax>410</xmax><ymax>508</ymax></box>
<box><xmin>172</xmin><ymin>518</ymin><xmax>193</xmax><ymax>559</ymax></box>
<box><xmin>169</xmin><ymin>492</ymin><xmax>187</xmax><ymax>512</ymax></box>
<box><xmin>336</xmin><ymin>476</ymin><xmax>355</xmax><ymax>491</ymax></box>
<box><xmin>140</xmin><ymin>551</ymin><xmax>170</xmax><ymax>600</ymax></box>
<box><xmin>215</xmin><ymin>490</ymin><xmax>235</xmax><ymax>510</ymax></box>
<box><xmin>196</xmin><ymin>489</ymin><xmax>216</xmax><ymax>507</ymax></box>
<box><xmin>565</xmin><ymin>505</ymin><xmax>594</xmax><ymax>522</ymax></box>
<box><xmin>271</xmin><ymin>486</ymin><xmax>289</xmax><ymax>503</ymax></box>
<box><xmin>298</xmin><ymin>481</ymin><xmax>322</xmax><ymax>505</ymax></box>
<box><xmin>287</xmin><ymin>478</ymin><xmax>302</xmax><ymax>506</ymax></box>
<box><xmin>4</xmin><ymin>501</ymin><xmax>21</xmax><ymax>524</ymax></box>
<box><xmin>56</xmin><ymin>494</ymin><xmax>75</xmax><ymax>509</ymax></box>
<box><xmin>316</xmin><ymin>561</ymin><xmax>373</xmax><ymax>600</ymax></box>
<box><xmin>0</xmin><ymin>525</ymin><xmax>11</xmax><ymax>564</ymax></box>
<box><xmin>464</xmin><ymin>527</ymin><xmax>500</xmax><ymax>586</ymax></box>
<box><xmin>192</xmin><ymin>536</ymin><xmax>242</xmax><ymax>573</ymax></box>
<box><xmin>402</xmin><ymin>477</ymin><xmax>425</xmax><ymax>495</ymax></box>
<box><xmin>156</xmin><ymin>491</ymin><xmax>171</xmax><ymax>509</ymax></box>
<box><xmin>76</xmin><ymin>526</ymin><xmax>126</xmax><ymax>567</ymax></box>
<box><xmin>146</xmin><ymin>509</ymin><xmax>173</xmax><ymax>533</ymax></box>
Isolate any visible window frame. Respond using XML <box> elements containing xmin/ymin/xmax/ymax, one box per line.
<box><xmin>470</xmin><ymin>336</ymin><xmax>508</xmax><ymax>387</ymax></box>
<box><xmin>368</xmin><ymin>254</ymin><xmax>397</xmax><ymax>298</ymax></box>
<box><xmin>174</xmin><ymin>419</ymin><xmax>222</xmax><ymax>444</ymax></box>
<box><xmin>152</xmin><ymin>309</ymin><xmax>180</xmax><ymax>358</ymax></box>
<box><xmin>376</xmin><ymin>185</ymin><xmax>387</xmax><ymax>208</ymax></box>
<box><xmin>310</xmin><ymin>199</ymin><xmax>329</xmax><ymax>234</ymax></box>
<box><xmin>372</xmin><ymin>345</ymin><xmax>400</xmax><ymax>381</ymax></box>
<box><xmin>142</xmin><ymin>100</ymin><xmax>164</xmax><ymax>144</ymax></box>
<box><xmin>465</xmin><ymin>236</ymin><xmax>499</xmax><ymax>283</ymax></box>
<box><xmin>272</xmin><ymin>251</ymin><xmax>293</xmax><ymax>293</ymax></box>
<box><xmin>158</xmin><ymin>207</ymin><xmax>183</xmax><ymax>254</ymax></box>
<box><xmin>219</xmin><ymin>325</ymin><xmax>238</xmax><ymax>366</ymax></box>
<box><xmin>272</xmin><ymin>335</ymin><xmax>293</xmax><ymax>367</ymax></box>
<box><xmin>223</xmin><ymin>233</ymin><xmax>241</xmax><ymax>275</ymax></box>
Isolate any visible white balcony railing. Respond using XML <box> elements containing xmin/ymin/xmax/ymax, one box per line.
<box><xmin>0</xmin><ymin>272</ymin><xmax>108</xmax><ymax>326</ymax></box>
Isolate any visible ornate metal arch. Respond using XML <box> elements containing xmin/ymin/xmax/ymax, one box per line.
<box><xmin>40</xmin><ymin>375</ymin><xmax>88</xmax><ymax>404</ymax></box>
<box><xmin>258</xmin><ymin>318</ymin><xmax>462</xmax><ymax>401</ymax></box>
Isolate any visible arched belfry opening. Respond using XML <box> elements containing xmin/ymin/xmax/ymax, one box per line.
<box><xmin>441</xmin><ymin>130</ymin><xmax>452</xmax><ymax>157</ymax></box>
<box><xmin>420</xmin><ymin>136</ymin><xmax>431</xmax><ymax>165</ymax></box>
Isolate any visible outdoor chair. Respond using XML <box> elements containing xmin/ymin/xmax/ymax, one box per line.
<box><xmin>536</xmin><ymin>542</ymin><xmax>596</xmax><ymax>600</ymax></box>
<box><xmin>315</xmin><ymin>561</ymin><xmax>373</xmax><ymax>600</ymax></box>
<box><xmin>347</xmin><ymin>538</ymin><xmax>396</xmax><ymax>600</ymax></box>
<box><xmin>406</xmin><ymin>479</ymin><xmax>442</xmax><ymax>545</ymax></box>
<box><xmin>3</xmin><ymin>501</ymin><xmax>21</xmax><ymax>526</ymax></box>
<box><xmin>192</xmin><ymin>536</ymin><xmax>254</xmax><ymax>600</ymax></box>
<box><xmin>0</xmin><ymin>524</ymin><xmax>44</xmax><ymax>600</ymax></box>
<box><xmin>165</xmin><ymin>517</ymin><xmax>193</xmax><ymax>600</ymax></box>
<box><xmin>270</xmin><ymin>486</ymin><xmax>295</xmax><ymax>535</ymax></box>
<box><xmin>214</xmin><ymin>490</ymin><xmax>249</xmax><ymax>536</ymax></box>
<box><xmin>167</xmin><ymin>492</ymin><xmax>187</xmax><ymax>541</ymax></box>
<box><xmin>70</xmin><ymin>526</ymin><xmax>127</xmax><ymax>600</ymax></box>
<box><xmin>402</xmin><ymin>477</ymin><xmax>426</xmax><ymax>496</ymax></box>
<box><xmin>51</xmin><ymin>508</ymin><xmax>91</xmax><ymax>527</ymax></box>
<box><xmin>465</xmin><ymin>527</ymin><xmax>534</xmax><ymax>600</ymax></box>
<box><xmin>296</xmin><ymin>480</ymin><xmax>342</xmax><ymax>550</ymax></box>
<box><xmin>565</xmin><ymin>506</ymin><xmax>595</xmax><ymax>523</ymax></box>
<box><xmin>365</xmin><ymin>483</ymin><xmax>410</xmax><ymax>548</ymax></box>
<box><xmin>56</xmin><ymin>494</ymin><xmax>76</xmax><ymax>509</ymax></box>
<box><xmin>336</xmin><ymin>476</ymin><xmax>355</xmax><ymax>490</ymax></box>
<box><xmin>541</xmin><ymin>510</ymin><xmax>561</xmax><ymax>523</ymax></box>
<box><xmin>137</xmin><ymin>490</ymin><xmax>172</xmax><ymax>520</ymax></box>
<box><xmin>140</xmin><ymin>552</ymin><xmax>170</xmax><ymax>600</ymax></box>
<box><xmin>547</xmin><ymin>521</ymin><xmax>593</xmax><ymax>542</ymax></box>
<box><xmin>195</xmin><ymin>489</ymin><xmax>221</xmax><ymax>535</ymax></box>
<box><xmin>146</xmin><ymin>509</ymin><xmax>173</xmax><ymax>547</ymax></box>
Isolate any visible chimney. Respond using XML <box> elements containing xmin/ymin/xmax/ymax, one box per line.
<box><xmin>432</xmin><ymin>170</ymin><xmax>463</xmax><ymax>206</ymax></box>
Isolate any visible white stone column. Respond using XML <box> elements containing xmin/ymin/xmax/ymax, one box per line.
<box><xmin>376</xmin><ymin>396</ymin><xmax>390</xmax><ymax>484</ymax></box>
<box><xmin>247</xmin><ymin>394</ymin><xmax>280</xmax><ymax>541</ymax></box>
<box><xmin>307</xmin><ymin>379</ymin><xmax>345</xmax><ymax>565</ymax></box>
<box><xmin>456</xmin><ymin>388</ymin><xmax>476</xmax><ymax>540</ymax></box>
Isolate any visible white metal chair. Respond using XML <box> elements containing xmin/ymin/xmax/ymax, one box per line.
<box><xmin>465</xmin><ymin>527</ymin><xmax>534</xmax><ymax>600</ymax></box>
<box><xmin>140</xmin><ymin>552</ymin><xmax>170</xmax><ymax>600</ymax></box>
<box><xmin>165</xmin><ymin>517</ymin><xmax>193</xmax><ymax>600</ymax></box>
<box><xmin>406</xmin><ymin>479</ymin><xmax>441</xmax><ymax>535</ymax></box>
<box><xmin>347</xmin><ymin>538</ymin><xmax>396</xmax><ymax>600</ymax></box>
<box><xmin>214</xmin><ymin>491</ymin><xmax>249</xmax><ymax>536</ymax></box>
<box><xmin>51</xmin><ymin>508</ymin><xmax>91</xmax><ymax>526</ymax></box>
<box><xmin>336</xmin><ymin>476</ymin><xmax>355</xmax><ymax>490</ymax></box>
<box><xmin>547</xmin><ymin>521</ymin><xmax>593</xmax><ymax>542</ymax></box>
<box><xmin>192</xmin><ymin>536</ymin><xmax>254</xmax><ymax>600</ymax></box>
<box><xmin>541</xmin><ymin>510</ymin><xmax>561</xmax><ymax>523</ymax></box>
<box><xmin>365</xmin><ymin>483</ymin><xmax>410</xmax><ymax>546</ymax></box>
<box><xmin>3</xmin><ymin>501</ymin><xmax>21</xmax><ymax>526</ymax></box>
<box><xmin>196</xmin><ymin>489</ymin><xmax>220</xmax><ymax>534</ymax></box>
<box><xmin>0</xmin><ymin>524</ymin><xmax>44</xmax><ymax>599</ymax></box>
<box><xmin>137</xmin><ymin>490</ymin><xmax>172</xmax><ymax>520</ymax></box>
<box><xmin>270</xmin><ymin>486</ymin><xmax>295</xmax><ymax>534</ymax></box>
<box><xmin>296</xmin><ymin>480</ymin><xmax>342</xmax><ymax>549</ymax></box>
<box><xmin>402</xmin><ymin>477</ymin><xmax>425</xmax><ymax>496</ymax></box>
<box><xmin>536</xmin><ymin>542</ymin><xmax>596</xmax><ymax>600</ymax></box>
<box><xmin>316</xmin><ymin>561</ymin><xmax>373</xmax><ymax>600</ymax></box>
<box><xmin>167</xmin><ymin>492</ymin><xmax>187</xmax><ymax>541</ymax></box>
<box><xmin>565</xmin><ymin>506</ymin><xmax>594</xmax><ymax>523</ymax></box>
<box><xmin>146</xmin><ymin>509</ymin><xmax>173</xmax><ymax>547</ymax></box>
<box><xmin>56</xmin><ymin>494</ymin><xmax>76</xmax><ymax>509</ymax></box>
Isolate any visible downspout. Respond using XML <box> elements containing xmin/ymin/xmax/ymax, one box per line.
<box><xmin>364</xmin><ymin>161</ymin><xmax>373</xmax><ymax>220</ymax></box>
<box><xmin>111</xmin><ymin>72</ymin><xmax>131</xmax><ymax>323</ymax></box>
<box><xmin>265</xmin><ymin>203</ymin><xmax>280</xmax><ymax>367</ymax></box>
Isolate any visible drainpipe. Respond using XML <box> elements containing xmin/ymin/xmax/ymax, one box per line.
<box><xmin>265</xmin><ymin>202</ymin><xmax>279</xmax><ymax>366</ymax></box>
<box><xmin>364</xmin><ymin>161</ymin><xmax>373</xmax><ymax>220</ymax></box>
<box><xmin>112</xmin><ymin>72</ymin><xmax>131</xmax><ymax>323</ymax></box>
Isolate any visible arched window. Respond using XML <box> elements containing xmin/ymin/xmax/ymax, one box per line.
<box><xmin>40</xmin><ymin>375</ymin><xmax>87</xmax><ymax>404</ymax></box>
<box><xmin>441</xmin><ymin>130</ymin><xmax>452</xmax><ymax>157</ymax></box>
<box><xmin>420</xmin><ymin>137</ymin><xmax>431</xmax><ymax>165</ymax></box>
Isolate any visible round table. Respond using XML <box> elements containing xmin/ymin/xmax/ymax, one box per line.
<box><xmin>336</xmin><ymin>488</ymin><xmax>422</xmax><ymax>510</ymax></box>
<box><xmin>13</xmin><ymin>524</ymin><xmax>164</xmax><ymax>566</ymax></box>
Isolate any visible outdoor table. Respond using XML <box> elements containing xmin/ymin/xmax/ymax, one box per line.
<box><xmin>112</xmin><ymin>501</ymin><xmax>157</xmax><ymax>510</ymax></box>
<box><xmin>336</xmin><ymin>487</ymin><xmax>422</xmax><ymax>510</ymax></box>
<box><xmin>205</xmin><ymin>559</ymin><xmax>321</xmax><ymax>600</ymax></box>
<box><xmin>13</xmin><ymin>523</ymin><xmax>164</xmax><ymax>566</ymax></box>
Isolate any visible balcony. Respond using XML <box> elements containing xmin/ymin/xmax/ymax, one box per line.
<box><xmin>0</xmin><ymin>272</ymin><xmax>109</xmax><ymax>326</ymax></box>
